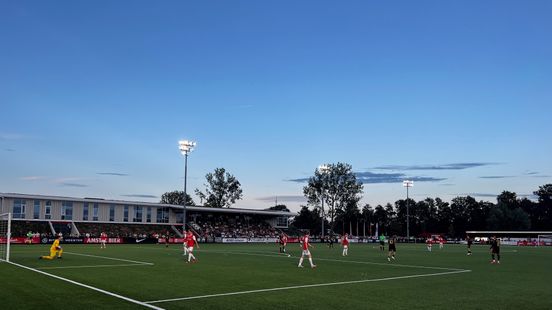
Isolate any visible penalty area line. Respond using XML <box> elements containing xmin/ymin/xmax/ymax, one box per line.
<box><xmin>64</xmin><ymin>251</ymin><xmax>154</xmax><ymax>265</ymax></box>
<box><xmin>7</xmin><ymin>261</ymin><xmax>164</xmax><ymax>310</ymax></box>
<box><xmin>36</xmin><ymin>263</ymin><xmax>152</xmax><ymax>270</ymax></box>
<box><xmin>144</xmin><ymin>269</ymin><xmax>471</xmax><ymax>304</ymax></box>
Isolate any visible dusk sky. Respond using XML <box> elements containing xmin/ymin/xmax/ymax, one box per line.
<box><xmin>1</xmin><ymin>1</ymin><xmax>551</xmax><ymax>212</ymax></box>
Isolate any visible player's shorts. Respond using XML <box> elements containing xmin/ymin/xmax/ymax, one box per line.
<box><xmin>343</xmin><ymin>245</ymin><xmax>348</xmax><ymax>249</ymax></box>
<box><xmin>380</xmin><ymin>241</ymin><xmax>385</xmax><ymax>246</ymax></box>
<box><xmin>389</xmin><ymin>245</ymin><xmax>396</xmax><ymax>252</ymax></box>
<box><xmin>492</xmin><ymin>247</ymin><xmax>500</xmax><ymax>254</ymax></box>
<box><xmin>302</xmin><ymin>249</ymin><xmax>311</xmax><ymax>256</ymax></box>
<box><xmin>101</xmin><ymin>239</ymin><xmax>107</xmax><ymax>243</ymax></box>
<box><xmin>187</xmin><ymin>246</ymin><xmax>194</xmax><ymax>253</ymax></box>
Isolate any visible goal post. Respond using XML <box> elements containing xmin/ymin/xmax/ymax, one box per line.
<box><xmin>0</xmin><ymin>212</ymin><xmax>12</xmax><ymax>262</ymax></box>
<box><xmin>537</xmin><ymin>235</ymin><xmax>552</xmax><ymax>246</ymax></box>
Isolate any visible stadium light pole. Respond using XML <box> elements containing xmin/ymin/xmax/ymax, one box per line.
<box><xmin>403</xmin><ymin>180</ymin><xmax>414</xmax><ymax>240</ymax></box>
<box><xmin>179</xmin><ymin>140</ymin><xmax>196</xmax><ymax>233</ymax></box>
<box><xmin>318</xmin><ymin>164</ymin><xmax>330</xmax><ymax>239</ymax></box>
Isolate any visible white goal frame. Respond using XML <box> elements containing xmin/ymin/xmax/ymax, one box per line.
<box><xmin>537</xmin><ymin>235</ymin><xmax>552</xmax><ymax>246</ymax></box>
<box><xmin>0</xmin><ymin>212</ymin><xmax>12</xmax><ymax>262</ymax></box>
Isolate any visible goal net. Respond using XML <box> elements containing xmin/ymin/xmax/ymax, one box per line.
<box><xmin>0</xmin><ymin>213</ymin><xmax>11</xmax><ymax>262</ymax></box>
<box><xmin>537</xmin><ymin>235</ymin><xmax>552</xmax><ymax>246</ymax></box>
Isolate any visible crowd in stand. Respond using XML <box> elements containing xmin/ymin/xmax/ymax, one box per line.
<box><xmin>9</xmin><ymin>216</ymin><xmax>280</xmax><ymax>240</ymax></box>
<box><xmin>9</xmin><ymin>221</ymin><xmax>53</xmax><ymax>237</ymax></box>
<box><xmin>194</xmin><ymin>217</ymin><xmax>277</xmax><ymax>239</ymax></box>
<box><xmin>77</xmin><ymin>223</ymin><xmax>175</xmax><ymax>238</ymax></box>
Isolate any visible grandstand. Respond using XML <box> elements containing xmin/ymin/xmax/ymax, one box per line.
<box><xmin>0</xmin><ymin>193</ymin><xmax>296</xmax><ymax>242</ymax></box>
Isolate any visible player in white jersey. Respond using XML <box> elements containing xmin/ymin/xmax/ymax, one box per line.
<box><xmin>182</xmin><ymin>230</ymin><xmax>188</xmax><ymax>256</ymax></box>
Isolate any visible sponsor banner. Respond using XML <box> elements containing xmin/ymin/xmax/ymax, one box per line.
<box><xmin>83</xmin><ymin>237</ymin><xmax>123</xmax><ymax>244</ymax></box>
<box><xmin>221</xmin><ymin>237</ymin><xmax>279</xmax><ymax>243</ymax></box>
<box><xmin>0</xmin><ymin>237</ymin><xmax>40</xmax><ymax>244</ymax></box>
<box><xmin>157</xmin><ymin>238</ymin><xmax>186</xmax><ymax>244</ymax></box>
<box><xmin>40</xmin><ymin>237</ymin><xmax>84</xmax><ymax>244</ymax></box>
<box><xmin>516</xmin><ymin>240</ymin><xmax>550</xmax><ymax>246</ymax></box>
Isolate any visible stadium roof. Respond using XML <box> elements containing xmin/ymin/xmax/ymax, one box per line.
<box><xmin>0</xmin><ymin>193</ymin><xmax>296</xmax><ymax>217</ymax></box>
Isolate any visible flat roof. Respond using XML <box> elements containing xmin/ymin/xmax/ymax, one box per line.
<box><xmin>0</xmin><ymin>193</ymin><xmax>297</xmax><ymax>217</ymax></box>
<box><xmin>466</xmin><ymin>231</ymin><xmax>552</xmax><ymax>234</ymax></box>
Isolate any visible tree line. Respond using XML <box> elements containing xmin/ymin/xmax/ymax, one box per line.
<box><xmin>294</xmin><ymin>184</ymin><xmax>552</xmax><ymax>238</ymax></box>
<box><xmin>160</xmin><ymin>164</ymin><xmax>552</xmax><ymax>238</ymax></box>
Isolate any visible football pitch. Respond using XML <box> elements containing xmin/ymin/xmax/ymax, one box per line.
<box><xmin>1</xmin><ymin>243</ymin><xmax>551</xmax><ymax>309</ymax></box>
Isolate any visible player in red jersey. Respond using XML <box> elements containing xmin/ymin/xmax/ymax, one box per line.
<box><xmin>279</xmin><ymin>233</ymin><xmax>288</xmax><ymax>253</ymax></box>
<box><xmin>341</xmin><ymin>233</ymin><xmax>350</xmax><ymax>256</ymax></box>
<box><xmin>185</xmin><ymin>230</ymin><xmax>199</xmax><ymax>263</ymax></box>
<box><xmin>298</xmin><ymin>232</ymin><xmax>316</xmax><ymax>268</ymax></box>
<box><xmin>438</xmin><ymin>237</ymin><xmax>444</xmax><ymax>249</ymax></box>
<box><xmin>100</xmin><ymin>232</ymin><xmax>107</xmax><ymax>249</ymax></box>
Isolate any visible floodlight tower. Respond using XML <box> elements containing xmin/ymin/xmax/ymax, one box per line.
<box><xmin>403</xmin><ymin>180</ymin><xmax>414</xmax><ymax>240</ymax></box>
<box><xmin>178</xmin><ymin>140</ymin><xmax>196</xmax><ymax>232</ymax></box>
<box><xmin>318</xmin><ymin>164</ymin><xmax>330</xmax><ymax>238</ymax></box>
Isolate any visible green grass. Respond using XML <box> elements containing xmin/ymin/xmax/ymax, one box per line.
<box><xmin>1</xmin><ymin>242</ymin><xmax>551</xmax><ymax>309</ymax></box>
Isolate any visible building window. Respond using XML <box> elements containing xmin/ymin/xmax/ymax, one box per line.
<box><xmin>45</xmin><ymin>201</ymin><xmax>52</xmax><ymax>219</ymax></box>
<box><xmin>61</xmin><ymin>201</ymin><xmax>73</xmax><ymax>220</ymax></box>
<box><xmin>134</xmin><ymin>206</ymin><xmax>143</xmax><ymax>222</ymax></box>
<box><xmin>34</xmin><ymin>200</ymin><xmax>41</xmax><ymax>219</ymax></box>
<box><xmin>277</xmin><ymin>216</ymin><xmax>288</xmax><ymax>227</ymax></box>
<box><xmin>123</xmin><ymin>205</ymin><xmax>129</xmax><ymax>222</ymax></box>
<box><xmin>93</xmin><ymin>203</ymin><xmax>99</xmax><ymax>221</ymax></box>
<box><xmin>83</xmin><ymin>203</ymin><xmax>89</xmax><ymax>221</ymax></box>
<box><xmin>146</xmin><ymin>207</ymin><xmax>152</xmax><ymax>223</ymax></box>
<box><xmin>109</xmin><ymin>205</ymin><xmax>115</xmax><ymax>222</ymax></box>
<box><xmin>156</xmin><ymin>207</ymin><xmax>169</xmax><ymax>223</ymax></box>
<box><xmin>13</xmin><ymin>199</ymin><xmax>26</xmax><ymax>219</ymax></box>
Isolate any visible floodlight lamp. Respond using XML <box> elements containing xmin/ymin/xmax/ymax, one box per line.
<box><xmin>318</xmin><ymin>164</ymin><xmax>330</xmax><ymax>173</ymax></box>
<box><xmin>178</xmin><ymin>140</ymin><xmax>196</xmax><ymax>155</ymax></box>
<box><xmin>403</xmin><ymin>180</ymin><xmax>414</xmax><ymax>187</ymax></box>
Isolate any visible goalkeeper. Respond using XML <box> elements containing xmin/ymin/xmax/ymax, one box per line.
<box><xmin>39</xmin><ymin>235</ymin><xmax>63</xmax><ymax>260</ymax></box>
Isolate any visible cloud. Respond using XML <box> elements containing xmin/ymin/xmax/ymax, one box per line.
<box><xmin>4</xmin><ymin>148</ymin><xmax>15</xmax><ymax>152</ymax></box>
<box><xmin>0</xmin><ymin>133</ymin><xmax>26</xmax><ymax>140</ymax></box>
<box><xmin>524</xmin><ymin>171</ymin><xmax>539</xmax><ymax>175</ymax></box>
<box><xmin>439</xmin><ymin>183</ymin><xmax>456</xmax><ymax>186</ymax></box>
<box><xmin>289</xmin><ymin>171</ymin><xmax>446</xmax><ymax>184</ymax></box>
<box><xmin>459</xmin><ymin>193</ymin><xmax>498</xmax><ymax>198</ymax></box>
<box><xmin>121</xmin><ymin>194</ymin><xmax>158</xmax><ymax>199</ymax></box>
<box><xmin>479</xmin><ymin>176</ymin><xmax>515</xmax><ymax>179</ymax></box>
<box><xmin>373</xmin><ymin>162</ymin><xmax>497</xmax><ymax>171</ymax></box>
<box><xmin>20</xmin><ymin>176</ymin><xmax>47</xmax><ymax>181</ymax></box>
<box><xmin>59</xmin><ymin>182</ymin><xmax>88</xmax><ymax>188</ymax></box>
<box><xmin>256</xmin><ymin>195</ymin><xmax>307</xmax><ymax>203</ymax></box>
<box><xmin>97</xmin><ymin>172</ymin><xmax>129</xmax><ymax>176</ymax></box>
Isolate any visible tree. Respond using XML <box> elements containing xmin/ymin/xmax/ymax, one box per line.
<box><xmin>160</xmin><ymin>190</ymin><xmax>195</xmax><ymax>206</ymax></box>
<box><xmin>267</xmin><ymin>205</ymin><xmax>290</xmax><ymax>212</ymax></box>
<box><xmin>291</xmin><ymin>205</ymin><xmax>321</xmax><ymax>232</ymax></box>
<box><xmin>533</xmin><ymin>184</ymin><xmax>552</xmax><ymax>230</ymax></box>
<box><xmin>303</xmin><ymin>162</ymin><xmax>364</xmax><ymax>233</ymax></box>
<box><xmin>195</xmin><ymin>168</ymin><xmax>243</xmax><ymax>208</ymax></box>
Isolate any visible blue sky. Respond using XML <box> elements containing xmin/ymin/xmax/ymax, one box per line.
<box><xmin>1</xmin><ymin>1</ymin><xmax>551</xmax><ymax>212</ymax></box>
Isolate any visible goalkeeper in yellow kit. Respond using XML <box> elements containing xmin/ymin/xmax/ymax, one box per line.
<box><xmin>39</xmin><ymin>235</ymin><xmax>63</xmax><ymax>260</ymax></box>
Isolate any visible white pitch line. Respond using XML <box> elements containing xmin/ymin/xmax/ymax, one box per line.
<box><xmin>7</xmin><ymin>261</ymin><xmax>165</xmax><ymax>310</ymax></box>
<box><xmin>64</xmin><ymin>251</ymin><xmax>154</xmax><ymax>265</ymax></box>
<box><xmin>315</xmin><ymin>257</ymin><xmax>466</xmax><ymax>271</ymax></box>
<box><xmin>199</xmin><ymin>250</ymin><xmax>463</xmax><ymax>271</ymax></box>
<box><xmin>200</xmin><ymin>249</ymin><xmax>292</xmax><ymax>259</ymax></box>
<box><xmin>144</xmin><ymin>269</ymin><xmax>471</xmax><ymax>304</ymax></box>
<box><xmin>36</xmin><ymin>263</ymin><xmax>151</xmax><ymax>270</ymax></box>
